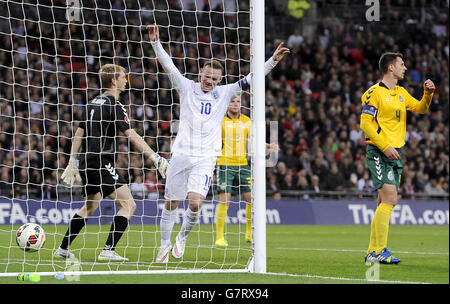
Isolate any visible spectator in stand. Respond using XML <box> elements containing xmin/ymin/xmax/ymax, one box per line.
<box><xmin>310</xmin><ymin>175</ymin><xmax>321</xmax><ymax>197</ymax></box>
<box><xmin>288</xmin><ymin>0</ymin><xmax>311</xmax><ymax>20</ymax></box>
<box><xmin>0</xmin><ymin>1</ymin><xmax>448</xmax><ymax>202</ymax></box>
<box><xmin>440</xmin><ymin>179</ymin><xmax>449</xmax><ymax>194</ymax></box>
<box><xmin>414</xmin><ymin>171</ymin><xmax>429</xmax><ymax>193</ymax></box>
<box><xmin>311</xmin><ymin>155</ymin><xmax>328</xmax><ymax>187</ymax></box>
<box><xmin>339</xmin><ymin>154</ymin><xmax>355</xmax><ymax>185</ymax></box>
<box><xmin>424</xmin><ymin>178</ymin><xmax>445</xmax><ymax>196</ymax></box>
<box><xmin>281</xmin><ymin>172</ymin><xmax>297</xmax><ymax>191</ymax></box>
<box><xmin>275</xmin><ymin>161</ymin><xmax>288</xmax><ymax>186</ymax></box>
<box><xmin>130</xmin><ymin>175</ymin><xmax>147</xmax><ymax>200</ymax></box>
<box><xmin>325</xmin><ymin>162</ymin><xmax>344</xmax><ymax>191</ymax></box>
<box><xmin>358</xmin><ymin>172</ymin><xmax>374</xmax><ymax>193</ymax></box>
<box><xmin>0</xmin><ymin>167</ymin><xmax>12</xmax><ymax>197</ymax></box>
<box><xmin>267</xmin><ymin>173</ymin><xmax>280</xmax><ymax>193</ymax></box>
<box><xmin>287</xmin><ymin>28</ymin><xmax>304</xmax><ymax>50</ymax></box>
<box><xmin>283</xmin><ymin>145</ymin><xmax>300</xmax><ymax>169</ymax></box>
<box><xmin>144</xmin><ymin>171</ymin><xmax>162</xmax><ymax>200</ymax></box>
<box><xmin>401</xmin><ymin>176</ymin><xmax>416</xmax><ymax>199</ymax></box>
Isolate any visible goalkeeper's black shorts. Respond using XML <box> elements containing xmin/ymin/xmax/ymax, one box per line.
<box><xmin>79</xmin><ymin>157</ymin><xmax>128</xmax><ymax>198</ymax></box>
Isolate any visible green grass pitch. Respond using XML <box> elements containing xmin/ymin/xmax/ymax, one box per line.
<box><xmin>0</xmin><ymin>225</ymin><xmax>448</xmax><ymax>284</ymax></box>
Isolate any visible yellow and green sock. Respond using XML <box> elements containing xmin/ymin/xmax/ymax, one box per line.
<box><xmin>368</xmin><ymin>203</ymin><xmax>394</xmax><ymax>255</ymax></box>
<box><xmin>245</xmin><ymin>203</ymin><xmax>252</xmax><ymax>238</ymax></box>
<box><xmin>215</xmin><ymin>203</ymin><xmax>229</xmax><ymax>240</ymax></box>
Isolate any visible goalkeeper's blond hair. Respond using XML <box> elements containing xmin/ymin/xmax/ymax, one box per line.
<box><xmin>99</xmin><ymin>64</ymin><xmax>126</xmax><ymax>89</ymax></box>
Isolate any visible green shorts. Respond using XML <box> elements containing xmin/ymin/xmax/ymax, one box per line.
<box><xmin>366</xmin><ymin>144</ymin><xmax>403</xmax><ymax>191</ymax></box>
<box><xmin>216</xmin><ymin>165</ymin><xmax>251</xmax><ymax>194</ymax></box>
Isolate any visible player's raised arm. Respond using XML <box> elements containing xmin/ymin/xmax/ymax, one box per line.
<box><xmin>272</xmin><ymin>42</ymin><xmax>291</xmax><ymax>63</ymax></box>
<box><xmin>404</xmin><ymin>79</ymin><xmax>435</xmax><ymax>114</ymax></box>
<box><xmin>235</xmin><ymin>42</ymin><xmax>290</xmax><ymax>93</ymax></box>
<box><xmin>146</xmin><ymin>25</ymin><xmax>188</xmax><ymax>90</ymax></box>
<box><xmin>262</xmin><ymin>43</ymin><xmax>290</xmax><ymax>77</ymax></box>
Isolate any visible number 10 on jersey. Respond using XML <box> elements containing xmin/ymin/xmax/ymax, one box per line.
<box><xmin>201</xmin><ymin>102</ymin><xmax>211</xmax><ymax>115</ymax></box>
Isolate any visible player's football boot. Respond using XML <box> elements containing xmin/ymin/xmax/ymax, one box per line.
<box><xmin>215</xmin><ymin>238</ymin><xmax>228</xmax><ymax>247</ymax></box>
<box><xmin>156</xmin><ymin>243</ymin><xmax>172</xmax><ymax>263</ymax></box>
<box><xmin>54</xmin><ymin>247</ymin><xmax>75</xmax><ymax>259</ymax></box>
<box><xmin>98</xmin><ymin>250</ymin><xmax>129</xmax><ymax>261</ymax></box>
<box><xmin>172</xmin><ymin>234</ymin><xmax>186</xmax><ymax>259</ymax></box>
<box><xmin>364</xmin><ymin>251</ymin><xmax>377</xmax><ymax>263</ymax></box>
<box><xmin>375</xmin><ymin>248</ymin><xmax>400</xmax><ymax>264</ymax></box>
<box><xmin>245</xmin><ymin>233</ymin><xmax>252</xmax><ymax>243</ymax></box>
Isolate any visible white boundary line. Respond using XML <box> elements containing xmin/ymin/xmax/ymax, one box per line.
<box><xmin>264</xmin><ymin>272</ymin><xmax>432</xmax><ymax>284</ymax></box>
<box><xmin>0</xmin><ymin>259</ymin><xmax>440</xmax><ymax>284</ymax></box>
<box><xmin>0</xmin><ymin>266</ymin><xmax>434</xmax><ymax>284</ymax></box>
<box><xmin>274</xmin><ymin>247</ymin><xmax>449</xmax><ymax>255</ymax></box>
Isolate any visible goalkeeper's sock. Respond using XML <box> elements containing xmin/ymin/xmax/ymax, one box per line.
<box><xmin>160</xmin><ymin>207</ymin><xmax>177</xmax><ymax>247</ymax></box>
<box><xmin>367</xmin><ymin>215</ymin><xmax>377</xmax><ymax>254</ymax></box>
<box><xmin>104</xmin><ymin>215</ymin><xmax>128</xmax><ymax>251</ymax></box>
<box><xmin>59</xmin><ymin>213</ymin><xmax>87</xmax><ymax>250</ymax></box>
<box><xmin>245</xmin><ymin>203</ymin><xmax>252</xmax><ymax>237</ymax></box>
<box><xmin>215</xmin><ymin>203</ymin><xmax>229</xmax><ymax>240</ymax></box>
<box><xmin>179</xmin><ymin>207</ymin><xmax>200</xmax><ymax>240</ymax></box>
<box><xmin>60</xmin><ymin>214</ymin><xmax>87</xmax><ymax>250</ymax></box>
<box><xmin>373</xmin><ymin>203</ymin><xmax>394</xmax><ymax>254</ymax></box>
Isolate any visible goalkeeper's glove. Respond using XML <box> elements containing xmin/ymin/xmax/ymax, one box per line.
<box><xmin>150</xmin><ymin>153</ymin><xmax>170</xmax><ymax>179</ymax></box>
<box><xmin>61</xmin><ymin>157</ymin><xmax>81</xmax><ymax>186</ymax></box>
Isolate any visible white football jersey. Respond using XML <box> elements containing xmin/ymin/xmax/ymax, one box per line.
<box><xmin>151</xmin><ymin>40</ymin><xmax>277</xmax><ymax>157</ymax></box>
<box><xmin>172</xmin><ymin>79</ymin><xmax>240</xmax><ymax>156</ymax></box>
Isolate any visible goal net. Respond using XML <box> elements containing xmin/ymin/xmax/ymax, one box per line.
<box><xmin>0</xmin><ymin>0</ymin><xmax>265</xmax><ymax>278</ymax></box>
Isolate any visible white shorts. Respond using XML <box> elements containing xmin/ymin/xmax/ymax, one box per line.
<box><xmin>164</xmin><ymin>155</ymin><xmax>217</xmax><ymax>201</ymax></box>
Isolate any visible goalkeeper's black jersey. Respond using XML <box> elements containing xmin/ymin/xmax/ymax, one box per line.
<box><xmin>78</xmin><ymin>93</ymin><xmax>130</xmax><ymax>167</ymax></box>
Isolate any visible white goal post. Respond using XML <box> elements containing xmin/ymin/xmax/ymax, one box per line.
<box><xmin>250</xmin><ymin>0</ymin><xmax>266</xmax><ymax>274</ymax></box>
<box><xmin>0</xmin><ymin>0</ymin><xmax>266</xmax><ymax>278</ymax></box>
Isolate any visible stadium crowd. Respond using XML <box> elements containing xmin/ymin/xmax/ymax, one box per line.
<box><xmin>0</xmin><ymin>0</ymin><xmax>448</xmax><ymax>201</ymax></box>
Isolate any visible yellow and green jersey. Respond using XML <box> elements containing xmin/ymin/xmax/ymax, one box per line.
<box><xmin>360</xmin><ymin>82</ymin><xmax>433</xmax><ymax>152</ymax></box>
<box><xmin>217</xmin><ymin>114</ymin><xmax>251</xmax><ymax>166</ymax></box>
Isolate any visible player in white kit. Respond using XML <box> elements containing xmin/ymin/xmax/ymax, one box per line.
<box><xmin>146</xmin><ymin>25</ymin><xmax>289</xmax><ymax>262</ymax></box>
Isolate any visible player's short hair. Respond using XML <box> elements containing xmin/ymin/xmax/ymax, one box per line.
<box><xmin>202</xmin><ymin>59</ymin><xmax>224</xmax><ymax>72</ymax></box>
<box><xmin>379</xmin><ymin>52</ymin><xmax>403</xmax><ymax>74</ymax></box>
<box><xmin>99</xmin><ymin>64</ymin><xmax>126</xmax><ymax>89</ymax></box>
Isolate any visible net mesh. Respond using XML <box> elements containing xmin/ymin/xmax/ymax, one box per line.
<box><xmin>0</xmin><ymin>0</ymin><xmax>253</xmax><ymax>275</ymax></box>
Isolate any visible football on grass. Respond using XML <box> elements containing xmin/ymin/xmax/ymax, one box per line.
<box><xmin>16</xmin><ymin>223</ymin><xmax>46</xmax><ymax>252</ymax></box>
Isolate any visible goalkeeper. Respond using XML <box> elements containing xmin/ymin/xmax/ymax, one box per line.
<box><xmin>215</xmin><ymin>96</ymin><xmax>279</xmax><ymax>247</ymax></box>
<box><xmin>54</xmin><ymin>64</ymin><xmax>169</xmax><ymax>261</ymax></box>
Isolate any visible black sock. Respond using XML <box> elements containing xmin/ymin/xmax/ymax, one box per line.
<box><xmin>104</xmin><ymin>215</ymin><xmax>128</xmax><ymax>251</ymax></box>
<box><xmin>60</xmin><ymin>214</ymin><xmax>87</xmax><ymax>250</ymax></box>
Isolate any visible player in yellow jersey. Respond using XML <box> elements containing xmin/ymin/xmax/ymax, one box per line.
<box><xmin>360</xmin><ymin>52</ymin><xmax>435</xmax><ymax>264</ymax></box>
<box><xmin>215</xmin><ymin>96</ymin><xmax>278</xmax><ymax>247</ymax></box>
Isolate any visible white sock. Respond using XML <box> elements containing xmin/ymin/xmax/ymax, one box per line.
<box><xmin>160</xmin><ymin>207</ymin><xmax>177</xmax><ymax>246</ymax></box>
<box><xmin>179</xmin><ymin>208</ymin><xmax>200</xmax><ymax>240</ymax></box>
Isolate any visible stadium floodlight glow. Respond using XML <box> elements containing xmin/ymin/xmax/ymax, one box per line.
<box><xmin>0</xmin><ymin>0</ymin><xmax>265</xmax><ymax>278</ymax></box>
